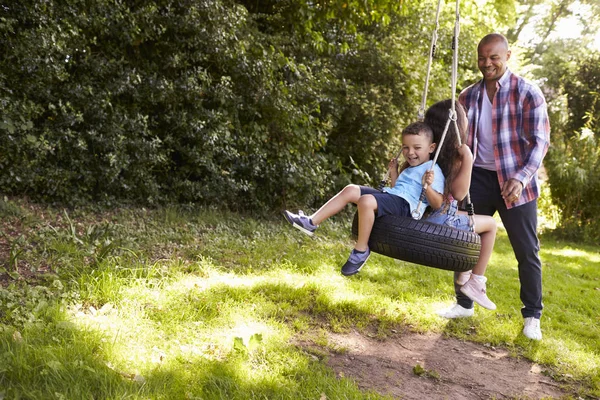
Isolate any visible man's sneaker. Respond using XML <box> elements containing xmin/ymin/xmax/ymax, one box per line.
<box><xmin>436</xmin><ymin>303</ymin><xmax>474</xmax><ymax>319</ymax></box>
<box><xmin>459</xmin><ymin>278</ymin><xmax>496</xmax><ymax>310</ymax></box>
<box><xmin>341</xmin><ymin>248</ymin><xmax>370</xmax><ymax>276</ymax></box>
<box><xmin>456</xmin><ymin>270</ymin><xmax>472</xmax><ymax>286</ymax></box>
<box><xmin>283</xmin><ymin>210</ymin><xmax>317</xmax><ymax>236</ymax></box>
<box><xmin>523</xmin><ymin>317</ymin><xmax>542</xmax><ymax>340</ymax></box>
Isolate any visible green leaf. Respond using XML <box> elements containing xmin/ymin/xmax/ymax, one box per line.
<box><xmin>233</xmin><ymin>336</ymin><xmax>246</xmax><ymax>352</ymax></box>
<box><xmin>248</xmin><ymin>333</ymin><xmax>263</xmax><ymax>351</ymax></box>
<box><xmin>412</xmin><ymin>363</ymin><xmax>426</xmax><ymax>376</ymax></box>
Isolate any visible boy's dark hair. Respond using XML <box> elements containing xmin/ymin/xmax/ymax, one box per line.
<box><xmin>402</xmin><ymin>121</ymin><xmax>434</xmax><ymax>142</ymax></box>
<box><xmin>424</xmin><ymin>99</ymin><xmax>468</xmax><ymax>197</ymax></box>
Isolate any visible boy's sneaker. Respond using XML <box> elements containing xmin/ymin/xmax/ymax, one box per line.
<box><xmin>436</xmin><ymin>303</ymin><xmax>474</xmax><ymax>319</ymax></box>
<box><xmin>456</xmin><ymin>270</ymin><xmax>472</xmax><ymax>286</ymax></box>
<box><xmin>523</xmin><ymin>317</ymin><xmax>542</xmax><ymax>341</ymax></box>
<box><xmin>459</xmin><ymin>278</ymin><xmax>496</xmax><ymax>310</ymax></box>
<box><xmin>283</xmin><ymin>210</ymin><xmax>317</xmax><ymax>236</ymax></box>
<box><xmin>341</xmin><ymin>248</ymin><xmax>370</xmax><ymax>276</ymax></box>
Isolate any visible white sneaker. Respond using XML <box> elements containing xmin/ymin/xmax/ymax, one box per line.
<box><xmin>437</xmin><ymin>304</ymin><xmax>474</xmax><ymax>319</ymax></box>
<box><xmin>459</xmin><ymin>278</ymin><xmax>496</xmax><ymax>310</ymax></box>
<box><xmin>456</xmin><ymin>271</ymin><xmax>472</xmax><ymax>286</ymax></box>
<box><xmin>523</xmin><ymin>317</ymin><xmax>542</xmax><ymax>340</ymax></box>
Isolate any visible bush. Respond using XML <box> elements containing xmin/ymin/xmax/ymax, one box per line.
<box><xmin>541</xmin><ymin>52</ymin><xmax>600</xmax><ymax>243</ymax></box>
<box><xmin>0</xmin><ymin>0</ymin><xmax>485</xmax><ymax>211</ymax></box>
<box><xmin>545</xmin><ymin>130</ymin><xmax>600</xmax><ymax>243</ymax></box>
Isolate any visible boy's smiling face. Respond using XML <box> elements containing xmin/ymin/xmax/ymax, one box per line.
<box><xmin>401</xmin><ymin>132</ymin><xmax>436</xmax><ymax>167</ymax></box>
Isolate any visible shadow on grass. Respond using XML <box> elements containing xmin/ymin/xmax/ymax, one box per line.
<box><xmin>0</xmin><ymin>316</ymin><xmax>135</xmax><ymax>399</ymax></box>
<box><xmin>0</xmin><ymin>299</ymin><xmax>387</xmax><ymax>400</ymax></box>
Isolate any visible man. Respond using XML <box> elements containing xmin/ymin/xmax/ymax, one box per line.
<box><xmin>437</xmin><ymin>33</ymin><xmax>550</xmax><ymax>341</ymax></box>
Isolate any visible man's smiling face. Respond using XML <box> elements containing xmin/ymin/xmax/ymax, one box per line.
<box><xmin>477</xmin><ymin>38</ymin><xmax>511</xmax><ymax>83</ymax></box>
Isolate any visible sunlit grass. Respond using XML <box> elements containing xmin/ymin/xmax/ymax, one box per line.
<box><xmin>63</xmin><ymin>256</ymin><xmax>393</xmax><ymax>399</ymax></box>
<box><xmin>0</xmin><ymin>199</ymin><xmax>599</xmax><ymax>398</ymax></box>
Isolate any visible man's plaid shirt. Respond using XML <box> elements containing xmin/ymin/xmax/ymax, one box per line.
<box><xmin>459</xmin><ymin>69</ymin><xmax>550</xmax><ymax>209</ymax></box>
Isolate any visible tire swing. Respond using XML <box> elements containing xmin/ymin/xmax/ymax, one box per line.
<box><xmin>351</xmin><ymin>213</ymin><xmax>481</xmax><ymax>272</ymax></box>
<box><xmin>352</xmin><ymin>0</ymin><xmax>481</xmax><ymax>273</ymax></box>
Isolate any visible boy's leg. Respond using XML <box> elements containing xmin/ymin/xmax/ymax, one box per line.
<box><xmin>355</xmin><ymin>194</ymin><xmax>378</xmax><ymax>251</ymax></box>
<box><xmin>284</xmin><ymin>184</ymin><xmax>366</xmax><ymax>236</ymax></box>
<box><xmin>311</xmin><ymin>184</ymin><xmax>362</xmax><ymax>225</ymax></box>
<box><xmin>341</xmin><ymin>194</ymin><xmax>377</xmax><ymax>276</ymax></box>
<box><xmin>283</xmin><ymin>210</ymin><xmax>318</xmax><ymax>236</ymax></box>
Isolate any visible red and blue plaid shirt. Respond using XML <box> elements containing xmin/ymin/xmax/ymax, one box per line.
<box><xmin>459</xmin><ymin>69</ymin><xmax>550</xmax><ymax>209</ymax></box>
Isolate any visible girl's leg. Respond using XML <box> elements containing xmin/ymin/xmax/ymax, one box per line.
<box><xmin>355</xmin><ymin>194</ymin><xmax>378</xmax><ymax>251</ymax></box>
<box><xmin>457</xmin><ymin>214</ymin><xmax>498</xmax><ymax>310</ymax></box>
<box><xmin>311</xmin><ymin>184</ymin><xmax>362</xmax><ymax>226</ymax></box>
<box><xmin>471</xmin><ymin>214</ymin><xmax>497</xmax><ymax>276</ymax></box>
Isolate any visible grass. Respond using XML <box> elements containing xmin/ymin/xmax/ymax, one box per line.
<box><xmin>0</xmin><ymin>197</ymin><xmax>599</xmax><ymax>399</ymax></box>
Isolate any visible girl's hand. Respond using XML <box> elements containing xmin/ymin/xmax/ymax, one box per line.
<box><xmin>388</xmin><ymin>158</ymin><xmax>398</xmax><ymax>171</ymax></box>
<box><xmin>422</xmin><ymin>170</ymin><xmax>434</xmax><ymax>186</ymax></box>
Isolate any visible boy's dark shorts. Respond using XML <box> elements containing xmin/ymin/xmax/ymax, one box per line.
<box><xmin>359</xmin><ymin>186</ymin><xmax>411</xmax><ymax>218</ymax></box>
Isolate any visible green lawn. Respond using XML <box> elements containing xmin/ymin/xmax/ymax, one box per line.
<box><xmin>0</xmin><ymin>198</ymin><xmax>598</xmax><ymax>399</ymax></box>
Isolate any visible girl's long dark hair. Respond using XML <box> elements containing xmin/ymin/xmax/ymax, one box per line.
<box><xmin>424</xmin><ymin>99</ymin><xmax>468</xmax><ymax>197</ymax></box>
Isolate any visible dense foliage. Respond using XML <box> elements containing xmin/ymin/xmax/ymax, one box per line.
<box><xmin>0</xmin><ymin>0</ymin><xmax>473</xmax><ymax>210</ymax></box>
<box><xmin>1</xmin><ymin>0</ymin><xmax>599</xmax><ymax>241</ymax></box>
<box><xmin>538</xmin><ymin>48</ymin><xmax>600</xmax><ymax>242</ymax></box>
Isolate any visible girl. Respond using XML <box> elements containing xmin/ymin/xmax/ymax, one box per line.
<box><xmin>424</xmin><ymin>99</ymin><xmax>498</xmax><ymax>312</ymax></box>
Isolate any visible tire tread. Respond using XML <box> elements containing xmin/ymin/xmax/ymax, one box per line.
<box><xmin>351</xmin><ymin>213</ymin><xmax>481</xmax><ymax>272</ymax></box>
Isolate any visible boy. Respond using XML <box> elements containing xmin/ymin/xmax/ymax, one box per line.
<box><xmin>284</xmin><ymin>122</ymin><xmax>445</xmax><ymax>276</ymax></box>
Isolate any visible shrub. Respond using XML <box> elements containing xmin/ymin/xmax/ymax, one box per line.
<box><xmin>0</xmin><ymin>0</ymin><xmax>484</xmax><ymax>211</ymax></box>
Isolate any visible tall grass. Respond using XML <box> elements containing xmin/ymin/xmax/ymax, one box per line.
<box><xmin>0</xmin><ymin>198</ymin><xmax>598</xmax><ymax>399</ymax></box>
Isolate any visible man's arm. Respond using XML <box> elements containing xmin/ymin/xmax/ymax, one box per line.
<box><xmin>512</xmin><ymin>84</ymin><xmax>550</xmax><ymax>187</ymax></box>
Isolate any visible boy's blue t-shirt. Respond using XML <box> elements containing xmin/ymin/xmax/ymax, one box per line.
<box><xmin>382</xmin><ymin>160</ymin><xmax>445</xmax><ymax>218</ymax></box>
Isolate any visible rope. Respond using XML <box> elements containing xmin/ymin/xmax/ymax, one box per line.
<box><xmin>411</xmin><ymin>109</ymin><xmax>455</xmax><ymax>219</ymax></box>
<box><xmin>417</xmin><ymin>0</ymin><xmax>443</xmax><ymax>122</ymax></box>
<box><xmin>380</xmin><ymin>0</ymin><xmax>443</xmax><ymax>190</ymax></box>
<box><xmin>449</xmin><ymin>0</ymin><xmax>476</xmax><ymax>231</ymax></box>
<box><xmin>381</xmin><ymin>0</ymin><xmax>477</xmax><ymax>231</ymax></box>
<box><xmin>412</xmin><ymin>0</ymin><xmax>476</xmax><ymax>231</ymax></box>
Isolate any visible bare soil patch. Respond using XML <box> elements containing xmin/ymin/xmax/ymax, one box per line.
<box><xmin>301</xmin><ymin>330</ymin><xmax>574</xmax><ymax>400</ymax></box>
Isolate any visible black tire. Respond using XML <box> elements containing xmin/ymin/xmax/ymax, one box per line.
<box><xmin>351</xmin><ymin>212</ymin><xmax>481</xmax><ymax>272</ymax></box>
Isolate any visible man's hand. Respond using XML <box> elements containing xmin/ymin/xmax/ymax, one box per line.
<box><xmin>501</xmin><ymin>178</ymin><xmax>523</xmax><ymax>202</ymax></box>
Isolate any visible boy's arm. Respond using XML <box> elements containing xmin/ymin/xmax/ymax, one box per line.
<box><xmin>451</xmin><ymin>144</ymin><xmax>473</xmax><ymax>201</ymax></box>
<box><xmin>423</xmin><ymin>170</ymin><xmax>444</xmax><ymax>210</ymax></box>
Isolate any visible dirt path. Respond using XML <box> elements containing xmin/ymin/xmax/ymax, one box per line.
<box><xmin>302</xmin><ymin>330</ymin><xmax>573</xmax><ymax>400</ymax></box>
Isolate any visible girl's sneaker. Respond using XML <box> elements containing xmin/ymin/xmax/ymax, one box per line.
<box><xmin>456</xmin><ymin>270</ymin><xmax>472</xmax><ymax>286</ymax></box>
<box><xmin>459</xmin><ymin>278</ymin><xmax>496</xmax><ymax>310</ymax></box>
<box><xmin>283</xmin><ymin>210</ymin><xmax>317</xmax><ymax>236</ymax></box>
